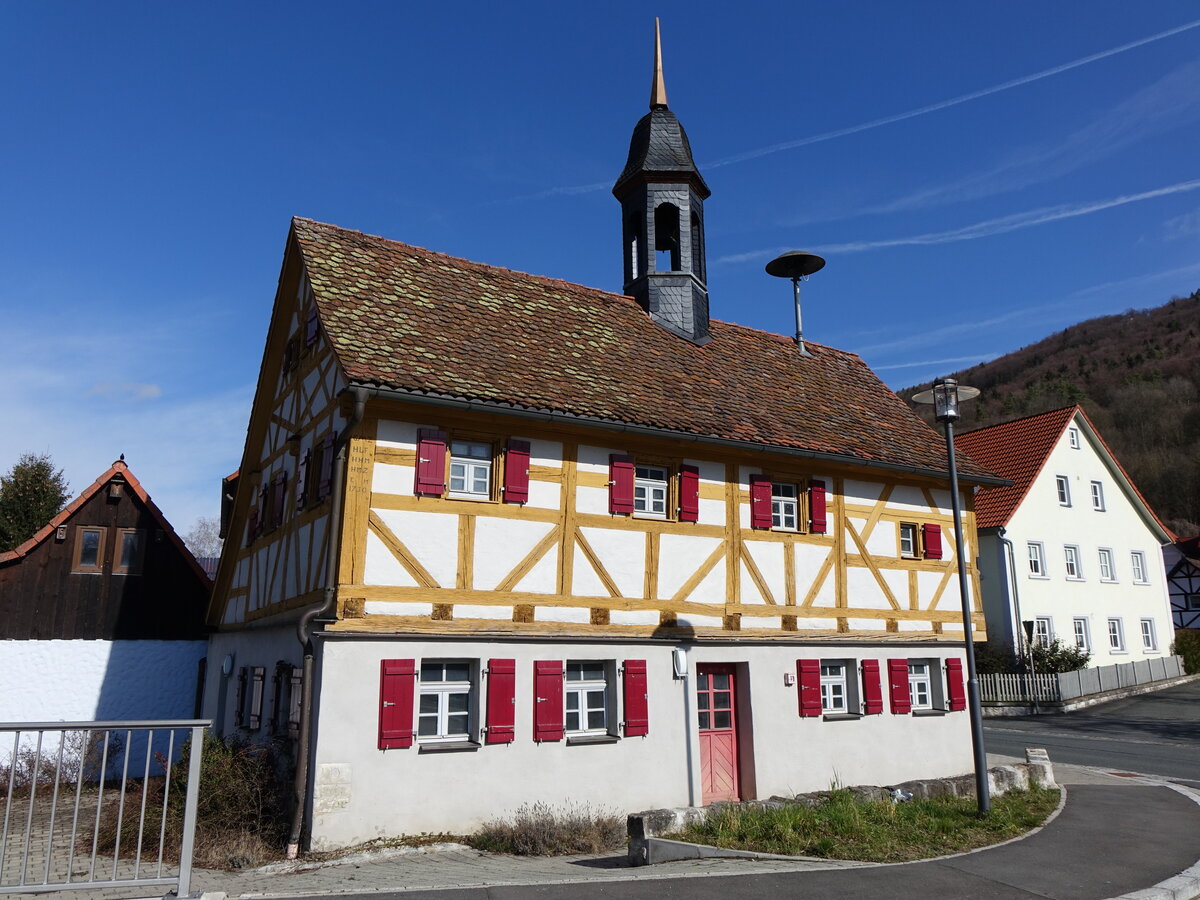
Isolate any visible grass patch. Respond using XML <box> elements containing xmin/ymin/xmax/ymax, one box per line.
<box><xmin>666</xmin><ymin>787</ymin><xmax>1060</xmax><ymax>862</ymax></box>
<box><xmin>468</xmin><ymin>802</ymin><xmax>625</xmax><ymax>856</ymax></box>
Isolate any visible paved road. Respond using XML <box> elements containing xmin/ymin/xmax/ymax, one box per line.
<box><xmin>984</xmin><ymin>679</ymin><xmax>1200</xmax><ymax>783</ymax></box>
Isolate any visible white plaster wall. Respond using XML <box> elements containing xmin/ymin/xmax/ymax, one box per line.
<box><xmin>308</xmin><ymin>638</ymin><xmax>974</xmax><ymax>848</ymax></box>
<box><xmin>204</xmin><ymin>626</ymin><xmax>305</xmax><ymax>737</ymax></box>
<box><xmin>1001</xmin><ymin>416</ymin><xmax>1174</xmax><ymax>666</ymax></box>
<box><xmin>0</xmin><ymin>641</ymin><xmax>206</xmax><ymax>723</ymax></box>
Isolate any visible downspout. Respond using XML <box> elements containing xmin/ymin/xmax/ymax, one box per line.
<box><xmin>287</xmin><ymin>386</ymin><xmax>367</xmax><ymax>859</ymax></box>
<box><xmin>999</xmin><ymin>528</ymin><xmax>1037</xmax><ymax>713</ymax></box>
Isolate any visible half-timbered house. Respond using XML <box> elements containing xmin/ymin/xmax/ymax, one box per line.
<box><xmin>205</xmin><ymin>32</ymin><xmax>1004</xmax><ymax>850</ymax></box>
<box><xmin>1165</xmin><ymin>535</ymin><xmax>1200</xmax><ymax>629</ymax></box>
<box><xmin>0</xmin><ymin>459</ymin><xmax>210</xmax><ymax>722</ymax></box>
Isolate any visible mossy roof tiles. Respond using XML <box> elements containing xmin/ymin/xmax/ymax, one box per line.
<box><xmin>291</xmin><ymin>217</ymin><xmax>994</xmax><ymax>480</ymax></box>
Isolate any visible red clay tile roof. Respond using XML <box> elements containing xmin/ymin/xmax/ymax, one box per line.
<box><xmin>955</xmin><ymin>408</ymin><xmax>1077</xmax><ymax>529</ymax></box>
<box><xmin>0</xmin><ymin>459</ymin><xmax>211</xmax><ymax>584</ymax></box>
<box><xmin>292</xmin><ymin>217</ymin><xmax>998</xmax><ymax>481</ymax></box>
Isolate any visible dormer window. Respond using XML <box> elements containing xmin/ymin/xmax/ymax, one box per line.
<box><xmin>449</xmin><ymin>441</ymin><xmax>493</xmax><ymax>500</ymax></box>
<box><xmin>634</xmin><ymin>465</ymin><xmax>668</xmax><ymax>518</ymax></box>
<box><xmin>771</xmin><ymin>483</ymin><xmax>798</xmax><ymax>530</ymax></box>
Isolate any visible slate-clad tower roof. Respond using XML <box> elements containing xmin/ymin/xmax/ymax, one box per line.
<box><xmin>613</xmin><ymin>20</ymin><xmax>712</xmax><ymax>344</ymax></box>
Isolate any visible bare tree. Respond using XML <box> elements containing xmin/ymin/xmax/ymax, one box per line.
<box><xmin>184</xmin><ymin>516</ymin><xmax>224</xmax><ymax>559</ymax></box>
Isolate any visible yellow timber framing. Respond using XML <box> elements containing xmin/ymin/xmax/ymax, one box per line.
<box><xmin>217</xmin><ymin>382</ymin><xmax>988</xmax><ymax>640</ymax></box>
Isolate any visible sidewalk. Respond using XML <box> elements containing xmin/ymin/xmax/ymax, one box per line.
<box><xmin>35</xmin><ymin>758</ymin><xmax>1200</xmax><ymax>900</ymax></box>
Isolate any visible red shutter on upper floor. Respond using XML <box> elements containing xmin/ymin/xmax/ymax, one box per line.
<box><xmin>378</xmin><ymin>659</ymin><xmax>416</xmax><ymax>749</ymax></box>
<box><xmin>922</xmin><ymin>524</ymin><xmax>943</xmax><ymax>559</ymax></box>
<box><xmin>945</xmin><ymin>658</ymin><xmax>966</xmax><ymax>711</ymax></box>
<box><xmin>533</xmin><ymin>660</ymin><xmax>564</xmax><ymax>742</ymax></box>
<box><xmin>414</xmin><ymin>429</ymin><xmax>448</xmax><ymax>496</ymax></box>
<box><xmin>317</xmin><ymin>432</ymin><xmax>336</xmax><ymax>499</ymax></box>
<box><xmin>810</xmin><ymin>480</ymin><xmax>828</xmax><ymax>533</ymax></box>
<box><xmin>622</xmin><ymin>659</ymin><xmax>649</xmax><ymax>736</ymax></box>
<box><xmin>503</xmin><ymin>440</ymin><xmax>531</xmax><ymax>504</ymax></box>
<box><xmin>749</xmin><ymin>475</ymin><xmax>772</xmax><ymax>528</ymax></box>
<box><xmin>609</xmin><ymin>455</ymin><xmax>635</xmax><ymax>515</ymax></box>
<box><xmin>679</xmin><ymin>465</ymin><xmax>700</xmax><ymax>522</ymax></box>
<box><xmin>861</xmin><ymin>660</ymin><xmax>883</xmax><ymax>715</ymax></box>
<box><xmin>485</xmin><ymin>658</ymin><xmax>516</xmax><ymax>744</ymax></box>
<box><xmin>797</xmin><ymin>659</ymin><xmax>822</xmax><ymax>717</ymax></box>
<box><xmin>887</xmin><ymin>658</ymin><xmax>912</xmax><ymax>714</ymax></box>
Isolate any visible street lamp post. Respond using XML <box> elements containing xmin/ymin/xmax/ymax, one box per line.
<box><xmin>913</xmin><ymin>378</ymin><xmax>991</xmax><ymax>814</ymax></box>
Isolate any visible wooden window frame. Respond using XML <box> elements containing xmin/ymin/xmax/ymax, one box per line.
<box><xmin>770</xmin><ymin>482</ymin><xmax>800</xmax><ymax>532</ymax></box>
<box><xmin>633</xmin><ymin>461</ymin><xmax>673</xmax><ymax>520</ymax></box>
<box><xmin>898</xmin><ymin>522</ymin><xmax>919</xmax><ymax>559</ymax></box>
<box><xmin>113</xmin><ymin>528</ymin><xmax>145</xmax><ymax>576</ymax></box>
<box><xmin>71</xmin><ymin>526</ymin><xmax>107</xmax><ymax>574</ymax></box>
<box><xmin>819</xmin><ymin>661</ymin><xmax>849</xmax><ymax>714</ymax></box>
<box><xmin>417</xmin><ymin>660</ymin><xmax>477</xmax><ymax>744</ymax></box>
<box><xmin>907</xmin><ymin>661</ymin><xmax>933</xmax><ymax>710</ymax></box>
<box><xmin>564</xmin><ymin>660</ymin><xmax>616</xmax><ymax>738</ymax></box>
<box><xmin>447</xmin><ymin>436</ymin><xmax>498</xmax><ymax>503</ymax></box>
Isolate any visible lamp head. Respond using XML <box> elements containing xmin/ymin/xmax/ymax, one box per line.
<box><xmin>912</xmin><ymin>378</ymin><xmax>980</xmax><ymax>423</ymax></box>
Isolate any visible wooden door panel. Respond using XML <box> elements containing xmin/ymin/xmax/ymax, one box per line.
<box><xmin>697</xmin><ymin>664</ymin><xmax>740</xmax><ymax>803</ymax></box>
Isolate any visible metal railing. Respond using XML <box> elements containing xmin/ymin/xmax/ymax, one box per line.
<box><xmin>0</xmin><ymin>720</ymin><xmax>207</xmax><ymax>897</ymax></box>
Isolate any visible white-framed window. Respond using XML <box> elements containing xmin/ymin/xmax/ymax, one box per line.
<box><xmin>1033</xmin><ymin>617</ymin><xmax>1053</xmax><ymax>649</ymax></box>
<box><xmin>772</xmin><ymin>483</ymin><xmax>799</xmax><ymax>531</ymax></box>
<box><xmin>565</xmin><ymin>661</ymin><xmax>612</xmax><ymax>735</ymax></box>
<box><xmin>1064</xmin><ymin>545</ymin><xmax>1082</xmax><ymax>579</ymax></box>
<box><xmin>1098</xmin><ymin>548</ymin><xmax>1115</xmax><ymax>582</ymax></box>
<box><xmin>1073</xmin><ymin>617</ymin><xmax>1090</xmax><ymax>651</ymax></box>
<box><xmin>1068</xmin><ymin>427</ymin><xmax>1080</xmax><ymax>449</ymax></box>
<box><xmin>820</xmin><ymin>663</ymin><xmax>847</xmax><ymax>713</ymax></box>
<box><xmin>1055</xmin><ymin>475</ymin><xmax>1071</xmax><ymax>506</ymax></box>
<box><xmin>1090</xmin><ymin>481</ymin><xmax>1105</xmax><ymax>511</ymax></box>
<box><xmin>1140</xmin><ymin>619</ymin><xmax>1158</xmax><ymax>651</ymax></box>
<box><xmin>908</xmin><ymin>661</ymin><xmax>933</xmax><ymax>710</ymax></box>
<box><xmin>1027</xmin><ymin>541</ymin><xmax>1047</xmax><ymax>577</ymax></box>
<box><xmin>899</xmin><ymin>522</ymin><xmax>918</xmax><ymax>558</ymax></box>
<box><xmin>1131</xmin><ymin>551</ymin><xmax>1149</xmax><ymax>584</ymax></box>
<box><xmin>1107</xmin><ymin>618</ymin><xmax>1125</xmax><ymax>652</ymax></box>
<box><xmin>417</xmin><ymin>661</ymin><xmax>474</xmax><ymax>742</ymax></box>
<box><xmin>449</xmin><ymin>441</ymin><xmax>492</xmax><ymax>499</ymax></box>
<box><xmin>634</xmin><ymin>465</ymin><xmax>668</xmax><ymax>518</ymax></box>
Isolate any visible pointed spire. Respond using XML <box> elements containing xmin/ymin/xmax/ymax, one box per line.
<box><xmin>649</xmin><ymin>18</ymin><xmax>668</xmax><ymax>108</ymax></box>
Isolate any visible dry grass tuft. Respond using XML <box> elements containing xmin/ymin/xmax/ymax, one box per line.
<box><xmin>469</xmin><ymin>802</ymin><xmax>625</xmax><ymax>856</ymax></box>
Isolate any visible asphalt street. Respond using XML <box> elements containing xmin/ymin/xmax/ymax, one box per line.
<box><xmin>983</xmin><ymin>678</ymin><xmax>1200</xmax><ymax>784</ymax></box>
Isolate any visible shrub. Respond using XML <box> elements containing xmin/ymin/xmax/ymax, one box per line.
<box><xmin>1031</xmin><ymin>639</ymin><xmax>1090</xmax><ymax>674</ymax></box>
<box><xmin>93</xmin><ymin>735</ymin><xmax>291</xmax><ymax>870</ymax></box>
<box><xmin>469</xmin><ymin>802</ymin><xmax>624</xmax><ymax>855</ymax></box>
<box><xmin>1175</xmin><ymin>628</ymin><xmax>1200</xmax><ymax>675</ymax></box>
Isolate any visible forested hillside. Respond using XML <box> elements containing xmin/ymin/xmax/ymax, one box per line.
<box><xmin>904</xmin><ymin>289</ymin><xmax>1200</xmax><ymax>537</ymax></box>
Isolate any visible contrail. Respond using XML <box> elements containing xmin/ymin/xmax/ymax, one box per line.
<box><xmin>704</xmin><ymin>19</ymin><xmax>1200</xmax><ymax>169</ymax></box>
<box><xmin>717</xmin><ymin>177</ymin><xmax>1200</xmax><ymax>263</ymax></box>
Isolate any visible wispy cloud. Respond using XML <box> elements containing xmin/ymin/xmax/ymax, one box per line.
<box><xmin>873</xmin><ymin>355</ymin><xmax>999</xmax><ymax>372</ymax></box>
<box><xmin>87</xmin><ymin>381</ymin><xmax>163</xmax><ymax>401</ymax></box>
<box><xmin>500</xmin><ymin>19</ymin><xmax>1200</xmax><ymax>202</ymax></box>
<box><xmin>1163</xmin><ymin>209</ymin><xmax>1200</xmax><ymax>240</ymax></box>
<box><xmin>718</xmin><ymin>177</ymin><xmax>1200</xmax><ymax>264</ymax></box>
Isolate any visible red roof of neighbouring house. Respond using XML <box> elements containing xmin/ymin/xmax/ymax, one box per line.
<box><xmin>957</xmin><ymin>405</ymin><xmax>1170</xmax><ymax>540</ymax></box>
<box><xmin>955</xmin><ymin>408</ymin><xmax>1077</xmax><ymax>529</ymax></box>
<box><xmin>291</xmin><ymin>217</ymin><xmax>1001</xmax><ymax>482</ymax></box>
<box><xmin>0</xmin><ymin>459</ymin><xmax>212</xmax><ymax>585</ymax></box>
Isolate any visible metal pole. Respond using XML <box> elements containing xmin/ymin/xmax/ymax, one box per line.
<box><xmin>176</xmin><ymin>726</ymin><xmax>205</xmax><ymax>898</ymax></box>
<box><xmin>945</xmin><ymin>420</ymin><xmax>991</xmax><ymax>814</ymax></box>
<box><xmin>791</xmin><ymin>276</ymin><xmax>804</xmax><ymax>351</ymax></box>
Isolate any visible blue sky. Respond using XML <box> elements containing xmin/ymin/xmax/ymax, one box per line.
<box><xmin>3</xmin><ymin>2</ymin><xmax>1199</xmax><ymax>536</ymax></box>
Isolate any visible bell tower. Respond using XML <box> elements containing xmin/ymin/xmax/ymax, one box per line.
<box><xmin>613</xmin><ymin>19</ymin><xmax>712</xmax><ymax>345</ymax></box>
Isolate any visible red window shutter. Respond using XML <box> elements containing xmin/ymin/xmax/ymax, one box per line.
<box><xmin>888</xmin><ymin>658</ymin><xmax>912</xmax><ymax>714</ymax></box>
<box><xmin>749</xmin><ymin>474</ymin><xmax>772</xmax><ymax>528</ymax></box>
<box><xmin>317</xmin><ymin>433</ymin><xmax>336</xmax><ymax>499</ymax></box>
<box><xmin>609</xmin><ymin>454</ymin><xmax>635</xmax><ymax>515</ymax></box>
<box><xmin>378</xmin><ymin>659</ymin><xmax>416</xmax><ymax>749</ymax></box>
<box><xmin>296</xmin><ymin>449</ymin><xmax>310</xmax><ymax>510</ymax></box>
<box><xmin>414</xmin><ymin>429</ymin><xmax>448</xmax><ymax>496</ymax></box>
<box><xmin>797</xmin><ymin>659</ymin><xmax>822</xmax><ymax>717</ymax></box>
<box><xmin>272</xmin><ymin>471</ymin><xmax>288</xmax><ymax>529</ymax></box>
<box><xmin>922</xmin><ymin>523</ymin><xmax>943</xmax><ymax>559</ymax></box>
<box><xmin>622</xmin><ymin>659</ymin><xmax>649</xmax><ymax>736</ymax></box>
<box><xmin>678</xmin><ymin>465</ymin><xmax>700</xmax><ymax>523</ymax></box>
<box><xmin>861</xmin><ymin>660</ymin><xmax>883</xmax><ymax>715</ymax></box>
<box><xmin>533</xmin><ymin>660</ymin><xmax>564</xmax><ymax>742</ymax></box>
<box><xmin>946</xmin><ymin>658</ymin><xmax>966</xmax><ymax>711</ymax></box>
<box><xmin>809</xmin><ymin>480</ymin><xmax>828</xmax><ymax>533</ymax></box>
<box><xmin>485</xmin><ymin>658</ymin><xmax>517</xmax><ymax>744</ymax></box>
<box><xmin>503</xmin><ymin>440</ymin><xmax>531</xmax><ymax>504</ymax></box>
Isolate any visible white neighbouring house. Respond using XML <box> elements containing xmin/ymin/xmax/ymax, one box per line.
<box><xmin>205</xmin><ymin>34</ymin><xmax>1007</xmax><ymax>851</ymax></box>
<box><xmin>958</xmin><ymin>406</ymin><xmax>1174</xmax><ymax>667</ymax></box>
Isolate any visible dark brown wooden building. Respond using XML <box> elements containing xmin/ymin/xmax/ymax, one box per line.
<box><xmin>0</xmin><ymin>459</ymin><xmax>211</xmax><ymax>641</ymax></box>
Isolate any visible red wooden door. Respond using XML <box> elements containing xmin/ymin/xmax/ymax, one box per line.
<box><xmin>697</xmin><ymin>664</ymin><xmax>740</xmax><ymax>803</ymax></box>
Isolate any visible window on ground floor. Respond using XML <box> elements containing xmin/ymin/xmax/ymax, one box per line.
<box><xmin>1034</xmin><ymin>617</ymin><xmax>1052</xmax><ymax>649</ymax></box>
<box><xmin>418</xmin><ymin>661</ymin><xmax>475</xmax><ymax>742</ymax></box>
<box><xmin>1140</xmin><ymin>619</ymin><xmax>1158</xmax><ymax>651</ymax></box>
<box><xmin>1073</xmin><ymin>617</ymin><xmax>1090</xmax><ymax>651</ymax></box>
<box><xmin>565</xmin><ymin>661</ymin><xmax>614</xmax><ymax>736</ymax></box>
<box><xmin>908</xmin><ymin>661</ymin><xmax>933</xmax><ymax>710</ymax></box>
